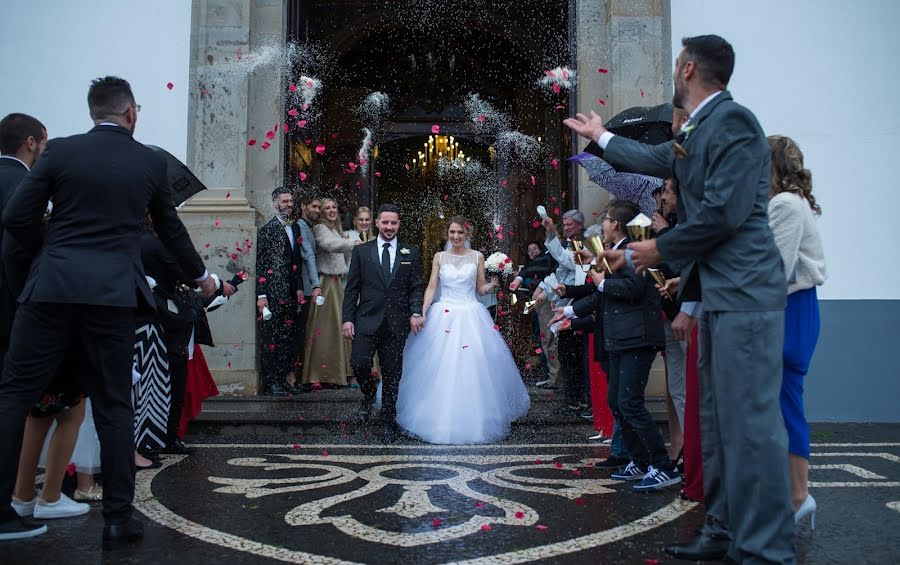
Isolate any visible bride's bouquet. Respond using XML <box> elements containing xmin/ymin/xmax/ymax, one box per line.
<box><xmin>485</xmin><ymin>252</ymin><xmax>514</xmax><ymax>276</ymax></box>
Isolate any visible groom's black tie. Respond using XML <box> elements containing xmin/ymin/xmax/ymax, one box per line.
<box><xmin>382</xmin><ymin>242</ymin><xmax>391</xmax><ymax>279</ymax></box>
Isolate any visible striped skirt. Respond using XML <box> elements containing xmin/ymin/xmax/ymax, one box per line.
<box><xmin>132</xmin><ymin>322</ymin><xmax>171</xmax><ymax>450</ymax></box>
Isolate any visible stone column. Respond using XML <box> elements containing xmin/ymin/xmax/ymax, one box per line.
<box><xmin>575</xmin><ymin>0</ymin><xmax>671</xmax><ymax>398</ymax></box>
<box><xmin>574</xmin><ymin>0</ymin><xmax>671</xmax><ymax>218</ymax></box>
<box><xmin>181</xmin><ymin>0</ymin><xmax>285</xmax><ymax>395</ymax></box>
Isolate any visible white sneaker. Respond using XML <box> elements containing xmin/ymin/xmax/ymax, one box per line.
<box><xmin>33</xmin><ymin>493</ymin><xmax>90</xmax><ymax>519</ymax></box>
<box><xmin>11</xmin><ymin>494</ymin><xmax>38</xmax><ymax>517</ymax></box>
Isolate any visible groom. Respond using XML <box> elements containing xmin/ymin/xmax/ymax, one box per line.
<box><xmin>342</xmin><ymin>203</ymin><xmax>424</xmax><ymax>442</ymax></box>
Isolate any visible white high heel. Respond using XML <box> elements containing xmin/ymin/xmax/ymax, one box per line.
<box><xmin>794</xmin><ymin>494</ymin><xmax>816</xmax><ymax>530</ymax></box>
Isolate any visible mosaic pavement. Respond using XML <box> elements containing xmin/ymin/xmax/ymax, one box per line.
<box><xmin>2</xmin><ymin>425</ymin><xmax>899</xmax><ymax>564</ymax></box>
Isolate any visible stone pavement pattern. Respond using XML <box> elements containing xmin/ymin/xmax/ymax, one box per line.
<box><xmin>1</xmin><ymin>424</ymin><xmax>898</xmax><ymax>564</ymax></box>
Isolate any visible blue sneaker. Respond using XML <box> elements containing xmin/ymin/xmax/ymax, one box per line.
<box><xmin>633</xmin><ymin>465</ymin><xmax>682</xmax><ymax>492</ymax></box>
<box><xmin>610</xmin><ymin>461</ymin><xmax>646</xmax><ymax>481</ymax></box>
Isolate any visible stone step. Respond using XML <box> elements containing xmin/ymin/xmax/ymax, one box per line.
<box><xmin>195</xmin><ymin>388</ymin><xmax>667</xmax><ymax>427</ymax></box>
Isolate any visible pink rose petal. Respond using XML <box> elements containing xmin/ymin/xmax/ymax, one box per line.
<box><xmin>299</xmin><ymin>172</ymin><xmax>308</xmax><ymax>181</ymax></box>
<box><xmin>480</xmin><ymin>524</ymin><xmax>492</xmax><ymax>531</ymax></box>
<box><xmin>474</xmin><ymin>502</ymin><xmax>485</xmax><ymax>508</ymax></box>
<box><xmin>287</xmin><ymin>108</ymin><xmax>299</xmax><ymax>117</ymax></box>
<box><xmin>536</xmin><ymin>524</ymin><xmax>549</xmax><ymax>530</ymax></box>
<box><xmin>598</xmin><ymin>67</ymin><xmax>609</xmax><ymax>74</ymax></box>
<box><xmin>431</xmin><ymin>124</ymin><xmax>440</xmax><ymax>134</ymax></box>
<box><xmin>315</xmin><ymin>144</ymin><xmax>326</xmax><ymax>155</ymax></box>
<box><xmin>552</xmin><ymin>83</ymin><xmax>561</xmax><ymax>94</ymax></box>
<box><xmin>265</xmin><ymin>130</ymin><xmax>275</xmax><ymax>140</ymax></box>
<box><xmin>478</xmin><ymin>114</ymin><xmax>485</xmax><ymax>123</ymax></box>
<box><xmin>261</xmin><ymin>141</ymin><xmax>271</xmax><ymax>150</ymax></box>
<box><xmin>247</xmin><ymin>139</ymin><xmax>257</xmax><ymax>146</ymax></box>
<box><xmin>166</xmin><ymin>82</ymin><xmax>174</xmax><ymax>90</ymax></box>
<box><xmin>550</xmin><ymin>158</ymin><xmax>559</xmax><ymax>170</ymax></box>
<box><xmin>598</xmin><ymin>98</ymin><xmax>606</xmax><ymax>106</ymax></box>
<box><xmin>289</xmin><ymin>83</ymin><xmax>297</xmax><ymax>92</ymax></box>
<box><xmin>433</xmin><ymin>517</ymin><xmax>442</xmax><ymax>528</ymax></box>
<box><xmin>297</xmin><ymin>119</ymin><xmax>307</xmax><ymax>128</ymax></box>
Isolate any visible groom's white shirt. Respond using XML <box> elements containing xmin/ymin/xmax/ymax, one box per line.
<box><xmin>376</xmin><ymin>235</ymin><xmax>398</xmax><ymax>271</ymax></box>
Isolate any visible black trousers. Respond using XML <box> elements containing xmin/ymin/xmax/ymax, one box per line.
<box><xmin>607</xmin><ymin>347</ymin><xmax>670</xmax><ymax>470</ymax></box>
<box><xmin>351</xmin><ymin>321</ymin><xmax>405</xmax><ymax>421</ymax></box>
<box><xmin>0</xmin><ymin>301</ymin><xmax>135</xmax><ymax>524</ymax></box>
<box><xmin>258</xmin><ymin>305</ymin><xmax>301</xmax><ymax>389</ymax></box>
<box><xmin>166</xmin><ymin>350</ymin><xmax>187</xmax><ymax>443</ymax></box>
<box><xmin>557</xmin><ymin>330</ymin><xmax>586</xmax><ymax>406</ymax></box>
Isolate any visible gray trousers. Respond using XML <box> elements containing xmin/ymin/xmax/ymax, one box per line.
<box><xmin>534</xmin><ymin>300</ymin><xmax>561</xmax><ymax>384</ymax></box>
<box><xmin>699</xmin><ymin>310</ymin><xmax>795</xmax><ymax>564</ymax></box>
<box><xmin>663</xmin><ymin>319</ymin><xmax>687</xmax><ymax>428</ymax></box>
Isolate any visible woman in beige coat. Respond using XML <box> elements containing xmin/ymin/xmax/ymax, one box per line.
<box><xmin>301</xmin><ymin>198</ymin><xmax>358</xmax><ymax>387</ymax></box>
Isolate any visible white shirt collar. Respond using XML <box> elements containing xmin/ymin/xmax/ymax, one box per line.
<box><xmin>377</xmin><ymin>235</ymin><xmax>396</xmax><ymax>248</ymax></box>
<box><xmin>612</xmin><ymin>237</ymin><xmax>627</xmax><ymax>250</ymax></box>
<box><xmin>688</xmin><ymin>91</ymin><xmax>724</xmax><ymax>122</ymax></box>
<box><xmin>98</xmin><ymin>122</ymin><xmax>120</xmax><ymax>127</ymax></box>
<box><xmin>0</xmin><ymin>155</ymin><xmax>30</xmax><ymax>171</ymax></box>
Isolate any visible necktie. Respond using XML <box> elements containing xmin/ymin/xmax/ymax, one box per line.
<box><xmin>382</xmin><ymin>242</ymin><xmax>391</xmax><ymax>279</ymax></box>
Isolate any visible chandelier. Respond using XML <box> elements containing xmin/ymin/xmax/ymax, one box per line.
<box><xmin>409</xmin><ymin>135</ymin><xmax>470</xmax><ymax>175</ymax></box>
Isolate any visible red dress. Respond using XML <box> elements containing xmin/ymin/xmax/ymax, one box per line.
<box><xmin>178</xmin><ymin>344</ymin><xmax>219</xmax><ymax>438</ymax></box>
<box><xmin>587</xmin><ymin>340</ymin><xmax>614</xmax><ymax>436</ymax></box>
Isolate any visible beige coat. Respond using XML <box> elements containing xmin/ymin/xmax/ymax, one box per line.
<box><xmin>313</xmin><ymin>223</ymin><xmax>354</xmax><ymax>276</ymax></box>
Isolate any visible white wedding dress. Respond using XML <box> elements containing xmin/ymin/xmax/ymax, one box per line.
<box><xmin>395</xmin><ymin>251</ymin><xmax>530</xmax><ymax>444</ymax></box>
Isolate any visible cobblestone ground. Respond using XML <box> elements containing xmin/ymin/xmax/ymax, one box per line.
<box><xmin>2</xmin><ymin>423</ymin><xmax>898</xmax><ymax>564</ymax></box>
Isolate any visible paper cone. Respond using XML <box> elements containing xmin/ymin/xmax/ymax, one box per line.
<box><xmin>522</xmin><ymin>300</ymin><xmax>536</xmax><ymax>314</ymax></box>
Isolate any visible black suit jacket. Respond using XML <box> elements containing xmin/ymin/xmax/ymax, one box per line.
<box><xmin>342</xmin><ymin>240</ymin><xmax>424</xmax><ymax>336</ymax></box>
<box><xmin>255</xmin><ymin>217</ymin><xmax>303</xmax><ymax>312</ymax></box>
<box><xmin>572</xmin><ymin>239</ymin><xmax>665</xmax><ymax>353</ymax></box>
<box><xmin>0</xmin><ymin>158</ymin><xmax>29</xmax><ymax>336</ymax></box>
<box><xmin>1</xmin><ymin>125</ymin><xmax>205</xmax><ymax>308</ymax></box>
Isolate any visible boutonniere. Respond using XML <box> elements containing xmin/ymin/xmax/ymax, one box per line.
<box><xmin>679</xmin><ymin>122</ymin><xmax>696</xmax><ymax>136</ymax></box>
<box><xmin>400</xmin><ymin>248</ymin><xmax>411</xmax><ymax>255</ymax></box>
<box><xmin>673</xmin><ymin>121</ymin><xmax>695</xmax><ymax>159</ymax></box>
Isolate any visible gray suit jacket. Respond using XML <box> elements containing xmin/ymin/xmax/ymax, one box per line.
<box><xmin>298</xmin><ymin>217</ymin><xmax>320</xmax><ymax>295</ymax></box>
<box><xmin>602</xmin><ymin>91</ymin><xmax>786</xmax><ymax>312</ymax></box>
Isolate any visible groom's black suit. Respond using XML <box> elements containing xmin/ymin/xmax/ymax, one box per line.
<box><xmin>342</xmin><ymin>238</ymin><xmax>423</xmax><ymax>422</ymax></box>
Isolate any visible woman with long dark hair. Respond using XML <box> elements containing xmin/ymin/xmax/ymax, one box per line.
<box><xmin>767</xmin><ymin>135</ymin><xmax>827</xmax><ymax>528</ymax></box>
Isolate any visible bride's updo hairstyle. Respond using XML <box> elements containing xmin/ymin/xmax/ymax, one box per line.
<box><xmin>446</xmin><ymin>215</ymin><xmax>472</xmax><ymax>241</ymax></box>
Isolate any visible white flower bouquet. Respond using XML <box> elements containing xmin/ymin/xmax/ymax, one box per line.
<box><xmin>485</xmin><ymin>252</ymin><xmax>513</xmax><ymax>276</ymax></box>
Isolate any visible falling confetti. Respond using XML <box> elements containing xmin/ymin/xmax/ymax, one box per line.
<box><xmin>166</xmin><ymin>82</ymin><xmax>174</xmax><ymax>90</ymax></box>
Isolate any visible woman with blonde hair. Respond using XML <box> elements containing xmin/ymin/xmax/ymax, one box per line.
<box><xmin>767</xmin><ymin>135</ymin><xmax>826</xmax><ymax>528</ymax></box>
<box><xmin>345</xmin><ymin>206</ymin><xmax>376</xmax><ymax>243</ymax></box>
<box><xmin>302</xmin><ymin>198</ymin><xmax>359</xmax><ymax>388</ymax></box>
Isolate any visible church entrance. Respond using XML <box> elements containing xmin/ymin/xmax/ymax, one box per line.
<box><xmin>285</xmin><ymin>0</ymin><xmax>575</xmax><ymax>268</ymax></box>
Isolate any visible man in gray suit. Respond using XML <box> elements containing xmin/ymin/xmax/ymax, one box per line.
<box><xmin>565</xmin><ymin>35</ymin><xmax>794</xmax><ymax>563</ymax></box>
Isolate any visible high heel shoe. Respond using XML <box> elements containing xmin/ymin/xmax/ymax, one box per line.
<box><xmin>794</xmin><ymin>494</ymin><xmax>816</xmax><ymax>529</ymax></box>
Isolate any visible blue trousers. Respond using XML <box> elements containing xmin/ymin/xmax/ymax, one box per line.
<box><xmin>781</xmin><ymin>287</ymin><xmax>820</xmax><ymax>459</ymax></box>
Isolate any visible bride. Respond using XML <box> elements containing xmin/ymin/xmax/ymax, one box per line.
<box><xmin>395</xmin><ymin>216</ymin><xmax>530</xmax><ymax>444</ymax></box>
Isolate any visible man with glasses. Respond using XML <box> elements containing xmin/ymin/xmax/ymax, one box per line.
<box><xmin>0</xmin><ymin>76</ymin><xmax>222</xmax><ymax>546</ymax></box>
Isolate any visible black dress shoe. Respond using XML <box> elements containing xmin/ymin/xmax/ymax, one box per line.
<box><xmin>265</xmin><ymin>383</ymin><xmax>291</xmax><ymax>396</ymax></box>
<box><xmin>382</xmin><ymin>423</ymin><xmax>401</xmax><ymax>444</ymax></box>
<box><xmin>103</xmin><ymin>518</ymin><xmax>144</xmax><ymax>549</ymax></box>
<box><xmin>138</xmin><ymin>447</ymin><xmax>161</xmax><ymax>463</ymax></box>
<box><xmin>664</xmin><ymin>534</ymin><xmax>730</xmax><ymax>561</ymax></box>
<box><xmin>162</xmin><ymin>439</ymin><xmax>196</xmax><ymax>455</ymax></box>
<box><xmin>595</xmin><ymin>455</ymin><xmax>630</xmax><ymax>469</ymax></box>
<box><xmin>354</xmin><ymin>399</ymin><xmax>375</xmax><ymax>422</ymax></box>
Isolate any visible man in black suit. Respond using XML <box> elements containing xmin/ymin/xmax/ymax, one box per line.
<box><xmin>256</xmin><ymin>187</ymin><xmax>305</xmax><ymax>395</ymax></box>
<box><xmin>565</xmin><ymin>36</ymin><xmax>793</xmax><ymax>563</ymax></box>
<box><xmin>0</xmin><ymin>113</ymin><xmax>47</xmax><ymax>364</ymax></box>
<box><xmin>342</xmin><ymin>203</ymin><xmax>424</xmax><ymax>442</ymax></box>
<box><xmin>0</xmin><ymin>77</ymin><xmax>219</xmax><ymax>544</ymax></box>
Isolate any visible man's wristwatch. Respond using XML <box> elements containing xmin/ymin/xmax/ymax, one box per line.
<box><xmin>411</xmin><ymin>313</ymin><xmax>422</xmax><ymax>318</ymax></box>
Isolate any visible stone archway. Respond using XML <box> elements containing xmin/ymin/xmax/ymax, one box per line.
<box><xmin>184</xmin><ymin>0</ymin><xmax>672</xmax><ymax>395</ymax></box>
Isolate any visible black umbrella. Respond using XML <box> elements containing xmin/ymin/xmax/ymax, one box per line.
<box><xmin>605</xmin><ymin>102</ymin><xmax>674</xmax><ymax>145</ymax></box>
<box><xmin>146</xmin><ymin>145</ymin><xmax>208</xmax><ymax>206</ymax></box>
